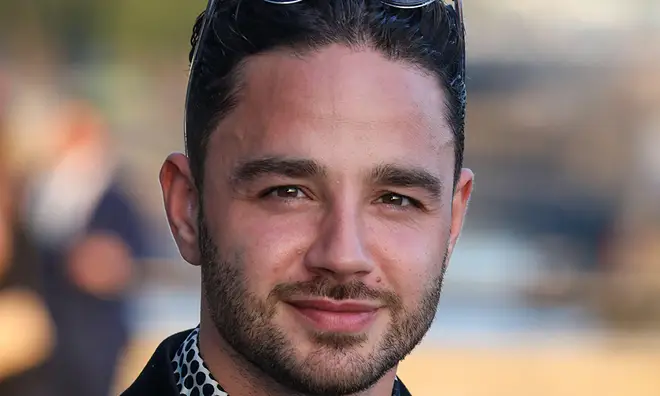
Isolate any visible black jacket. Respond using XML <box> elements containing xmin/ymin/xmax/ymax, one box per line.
<box><xmin>121</xmin><ymin>330</ymin><xmax>412</xmax><ymax>396</ymax></box>
<box><xmin>120</xmin><ymin>330</ymin><xmax>189</xmax><ymax>396</ymax></box>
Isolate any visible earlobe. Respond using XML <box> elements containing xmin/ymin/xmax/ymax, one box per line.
<box><xmin>159</xmin><ymin>153</ymin><xmax>202</xmax><ymax>266</ymax></box>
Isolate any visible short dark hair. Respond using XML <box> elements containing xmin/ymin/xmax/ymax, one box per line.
<box><xmin>186</xmin><ymin>0</ymin><xmax>466</xmax><ymax>190</ymax></box>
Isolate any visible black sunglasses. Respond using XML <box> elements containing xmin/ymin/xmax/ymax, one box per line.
<box><xmin>185</xmin><ymin>0</ymin><xmax>465</xmax><ymax>136</ymax></box>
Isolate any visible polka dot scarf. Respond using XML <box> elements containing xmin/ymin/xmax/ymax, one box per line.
<box><xmin>172</xmin><ymin>327</ymin><xmax>409</xmax><ymax>396</ymax></box>
<box><xmin>172</xmin><ymin>327</ymin><xmax>228</xmax><ymax>396</ymax></box>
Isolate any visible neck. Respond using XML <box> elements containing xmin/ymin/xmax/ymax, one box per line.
<box><xmin>198</xmin><ymin>305</ymin><xmax>399</xmax><ymax>396</ymax></box>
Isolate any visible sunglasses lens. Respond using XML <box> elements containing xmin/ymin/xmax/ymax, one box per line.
<box><xmin>263</xmin><ymin>0</ymin><xmax>304</xmax><ymax>4</ymax></box>
<box><xmin>381</xmin><ymin>0</ymin><xmax>436</xmax><ymax>8</ymax></box>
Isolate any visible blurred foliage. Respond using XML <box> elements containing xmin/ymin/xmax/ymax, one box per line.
<box><xmin>0</xmin><ymin>0</ymin><xmax>202</xmax><ymax>62</ymax></box>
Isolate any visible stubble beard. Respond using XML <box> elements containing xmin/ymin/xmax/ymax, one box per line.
<box><xmin>198</xmin><ymin>220</ymin><xmax>449</xmax><ymax>396</ymax></box>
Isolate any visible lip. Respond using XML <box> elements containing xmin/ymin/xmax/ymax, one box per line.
<box><xmin>286</xmin><ymin>299</ymin><xmax>381</xmax><ymax>333</ymax></box>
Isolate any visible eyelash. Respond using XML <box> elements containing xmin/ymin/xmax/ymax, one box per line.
<box><xmin>260</xmin><ymin>185</ymin><xmax>309</xmax><ymax>200</ymax></box>
<box><xmin>375</xmin><ymin>192</ymin><xmax>424</xmax><ymax>210</ymax></box>
<box><xmin>259</xmin><ymin>186</ymin><xmax>424</xmax><ymax>211</ymax></box>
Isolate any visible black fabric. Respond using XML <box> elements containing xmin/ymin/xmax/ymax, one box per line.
<box><xmin>395</xmin><ymin>379</ymin><xmax>412</xmax><ymax>396</ymax></box>
<box><xmin>122</xmin><ymin>329</ymin><xmax>412</xmax><ymax>396</ymax></box>
<box><xmin>121</xmin><ymin>330</ymin><xmax>192</xmax><ymax>396</ymax></box>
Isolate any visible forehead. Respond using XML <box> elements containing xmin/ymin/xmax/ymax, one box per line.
<box><xmin>213</xmin><ymin>44</ymin><xmax>453</xmax><ymax>171</ymax></box>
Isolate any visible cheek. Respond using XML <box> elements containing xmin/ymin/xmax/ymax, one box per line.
<box><xmin>367</xmin><ymin>218</ymin><xmax>448</xmax><ymax>303</ymax></box>
<box><xmin>223</xmin><ymin>206</ymin><xmax>319</xmax><ymax>289</ymax></box>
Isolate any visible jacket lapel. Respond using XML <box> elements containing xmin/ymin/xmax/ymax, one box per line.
<box><xmin>120</xmin><ymin>330</ymin><xmax>193</xmax><ymax>396</ymax></box>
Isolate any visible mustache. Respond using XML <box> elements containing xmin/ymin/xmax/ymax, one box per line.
<box><xmin>270</xmin><ymin>278</ymin><xmax>402</xmax><ymax>309</ymax></box>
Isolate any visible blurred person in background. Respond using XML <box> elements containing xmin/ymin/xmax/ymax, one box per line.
<box><xmin>0</xmin><ymin>73</ymin><xmax>53</xmax><ymax>395</ymax></box>
<box><xmin>23</xmin><ymin>99</ymin><xmax>148</xmax><ymax>396</ymax></box>
<box><xmin>123</xmin><ymin>1</ymin><xmax>472</xmax><ymax>396</ymax></box>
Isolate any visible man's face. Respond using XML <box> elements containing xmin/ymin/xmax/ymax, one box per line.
<box><xmin>164</xmin><ymin>44</ymin><xmax>472</xmax><ymax>395</ymax></box>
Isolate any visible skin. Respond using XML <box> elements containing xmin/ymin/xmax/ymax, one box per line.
<box><xmin>161</xmin><ymin>44</ymin><xmax>473</xmax><ymax>396</ymax></box>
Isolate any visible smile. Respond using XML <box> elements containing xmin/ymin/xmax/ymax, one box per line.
<box><xmin>285</xmin><ymin>299</ymin><xmax>381</xmax><ymax>333</ymax></box>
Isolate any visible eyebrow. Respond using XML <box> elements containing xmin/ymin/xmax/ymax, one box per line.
<box><xmin>229</xmin><ymin>156</ymin><xmax>327</xmax><ymax>187</ymax></box>
<box><xmin>370</xmin><ymin>164</ymin><xmax>444</xmax><ymax>199</ymax></box>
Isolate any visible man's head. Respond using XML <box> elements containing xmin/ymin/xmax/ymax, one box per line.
<box><xmin>161</xmin><ymin>1</ymin><xmax>472</xmax><ymax>394</ymax></box>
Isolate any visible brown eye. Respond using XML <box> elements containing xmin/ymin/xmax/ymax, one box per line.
<box><xmin>378</xmin><ymin>193</ymin><xmax>411</xmax><ymax>207</ymax></box>
<box><xmin>265</xmin><ymin>186</ymin><xmax>306</xmax><ymax>199</ymax></box>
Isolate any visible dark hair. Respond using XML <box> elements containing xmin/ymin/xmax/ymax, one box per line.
<box><xmin>186</xmin><ymin>0</ymin><xmax>466</xmax><ymax>190</ymax></box>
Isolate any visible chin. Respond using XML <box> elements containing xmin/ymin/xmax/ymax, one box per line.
<box><xmin>287</xmin><ymin>328</ymin><xmax>385</xmax><ymax>373</ymax></box>
<box><xmin>284</xmin><ymin>349</ymin><xmax>390</xmax><ymax>396</ymax></box>
<box><xmin>249</xmin><ymin>318</ymin><xmax>401</xmax><ymax>395</ymax></box>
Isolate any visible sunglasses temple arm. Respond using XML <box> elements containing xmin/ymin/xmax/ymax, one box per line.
<box><xmin>455</xmin><ymin>0</ymin><xmax>465</xmax><ymax>77</ymax></box>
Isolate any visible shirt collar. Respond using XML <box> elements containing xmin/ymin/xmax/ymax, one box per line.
<box><xmin>172</xmin><ymin>327</ymin><xmax>228</xmax><ymax>396</ymax></box>
<box><xmin>172</xmin><ymin>326</ymin><xmax>411</xmax><ymax>396</ymax></box>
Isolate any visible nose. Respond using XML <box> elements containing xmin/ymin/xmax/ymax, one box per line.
<box><xmin>304</xmin><ymin>206</ymin><xmax>375</xmax><ymax>281</ymax></box>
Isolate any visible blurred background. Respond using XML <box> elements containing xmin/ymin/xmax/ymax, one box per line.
<box><xmin>1</xmin><ymin>1</ymin><xmax>659</xmax><ymax>395</ymax></box>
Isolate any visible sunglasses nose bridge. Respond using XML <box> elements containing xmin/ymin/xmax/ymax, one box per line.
<box><xmin>381</xmin><ymin>0</ymin><xmax>436</xmax><ymax>8</ymax></box>
<box><xmin>263</xmin><ymin>0</ymin><xmax>304</xmax><ymax>4</ymax></box>
<box><xmin>265</xmin><ymin>0</ymin><xmax>456</xmax><ymax>9</ymax></box>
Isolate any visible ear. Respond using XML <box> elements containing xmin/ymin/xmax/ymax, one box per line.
<box><xmin>160</xmin><ymin>153</ymin><xmax>201</xmax><ymax>266</ymax></box>
<box><xmin>446</xmin><ymin>168</ymin><xmax>474</xmax><ymax>259</ymax></box>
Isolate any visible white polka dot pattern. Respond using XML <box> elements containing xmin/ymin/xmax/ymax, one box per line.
<box><xmin>172</xmin><ymin>327</ymin><xmax>228</xmax><ymax>396</ymax></box>
<box><xmin>171</xmin><ymin>327</ymin><xmax>408</xmax><ymax>395</ymax></box>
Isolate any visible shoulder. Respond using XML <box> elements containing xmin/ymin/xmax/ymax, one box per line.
<box><xmin>120</xmin><ymin>330</ymin><xmax>193</xmax><ymax>396</ymax></box>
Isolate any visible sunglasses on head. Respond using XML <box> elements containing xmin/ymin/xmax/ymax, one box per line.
<box><xmin>185</xmin><ymin>0</ymin><xmax>465</xmax><ymax>136</ymax></box>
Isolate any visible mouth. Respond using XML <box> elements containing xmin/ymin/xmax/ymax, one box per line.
<box><xmin>285</xmin><ymin>299</ymin><xmax>381</xmax><ymax>333</ymax></box>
